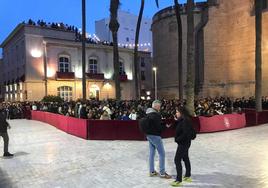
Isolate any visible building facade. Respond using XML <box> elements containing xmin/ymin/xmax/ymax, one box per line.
<box><xmin>95</xmin><ymin>10</ymin><xmax>152</xmax><ymax>52</ymax></box>
<box><xmin>152</xmin><ymin>0</ymin><xmax>268</xmax><ymax>99</ymax></box>
<box><xmin>0</xmin><ymin>23</ymin><xmax>138</xmax><ymax>102</ymax></box>
<box><xmin>138</xmin><ymin>51</ymin><xmax>153</xmax><ymax>100</ymax></box>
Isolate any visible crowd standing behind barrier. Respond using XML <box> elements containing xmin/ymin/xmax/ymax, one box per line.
<box><xmin>0</xmin><ymin>97</ymin><xmax>268</xmax><ymax>120</ymax></box>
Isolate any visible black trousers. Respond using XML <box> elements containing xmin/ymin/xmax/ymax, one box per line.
<box><xmin>174</xmin><ymin>143</ymin><xmax>191</xmax><ymax>182</ymax></box>
<box><xmin>0</xmin><ymin>132</ymin><xmax>9</xmax><ymax>153</ymax></box>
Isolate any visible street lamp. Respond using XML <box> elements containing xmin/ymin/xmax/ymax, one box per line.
<box><xmin>72</xmin><ymin>65</ymin><xmax>77</xmax><ymax>100</ymax></box>
<box><xmin>152</xmin><ymin>67</ymin><xmax>157</xmax><ymax>99</ymax></box>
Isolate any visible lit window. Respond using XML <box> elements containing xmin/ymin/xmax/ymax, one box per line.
<box><xmin>20</xmin><ymin>93</ymin><xmax>23</xmax><ymax>100</ymax></box>
<box><xmin>88</xmin><ymin>57</ymin><xmax>98</xmax><ymax>74</ymax></box>
<box><xmin>6</xmin><ymin>86</ymin><xmax>8</xmax><ymax>92</ymax></box>
<box><xmin>9</xmin><ymin>85</ymin><xmax>12</xmax><ymax>91</ymax></box>
<box><xmin>20</xmin><ymin>82</ymin><xmax>23</xmax><ymax>91</ymax></box>
<box><xmin>14</xmin><ymin>84</ymin><xmax>17</xmax><ymax>91</ymax></box>
<box><xmin>58</xmin><ymin>56</ymin><xmax>70</xmax><ymax>72</ymax></box>
<box><xmin>57</xmin><ymin>86</ymin><xmax>72</xmax><ymax>101</ymax></box>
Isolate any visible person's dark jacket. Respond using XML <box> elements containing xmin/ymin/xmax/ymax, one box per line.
<box><xmin>145</xmin><ymin>108</ymin><xmax>166</xmax><ymax>136</ymax></box>
<box><xmin>80</xmin><ymin>106</ymin><xmax>88</xmax><ymax>119</ymax></box>
<box><xmin>174</xmin><ymin>117</ymin><xmax>192</xmax><ymax>145</ymax></box>
<box><xmin>0</xmin><ymin>111</ymin><xmax>9</xmax><ymax>133</ymax></box>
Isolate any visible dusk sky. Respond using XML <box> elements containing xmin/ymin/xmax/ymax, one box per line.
<box><xmin>0</xmin><ymin>0</ymin><xmax>205</xmax><ymax>47</ymax></box>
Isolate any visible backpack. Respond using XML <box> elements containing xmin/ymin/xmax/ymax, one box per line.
<box><xmin>138</xmin><ymin>116</ymin><xmax>151</xmax><ymax>134</ymax></box>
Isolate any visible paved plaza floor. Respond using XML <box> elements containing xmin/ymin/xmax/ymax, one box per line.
<box><xmin>0</xmin><ymin>120</ymin><xmax>268</xmax><ymax>188</ymax></box>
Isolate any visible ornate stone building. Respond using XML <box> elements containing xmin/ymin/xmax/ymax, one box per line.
<box><xmin>0</xmin><ymin>23</ymin><xmax>150</xmax><ymax>101</ymax></box>
<box><xmin>152</xmin><ymin>0</ymin><xmax>268</xmax><ymax>98</ymax></box>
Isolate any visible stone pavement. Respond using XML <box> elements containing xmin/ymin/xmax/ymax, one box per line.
<box><xmin>0</xmin><ymin>120</ymin><xmax>268</xmax><ymax>188</ymax></box>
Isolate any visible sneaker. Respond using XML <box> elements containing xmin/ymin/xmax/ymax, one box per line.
<box><xmin>149</xmin><ymin>171</ymin><xmax>159</xmax><ymax>177</ymax></box>
<box><xmin>183</xmin><ymin>176</ymin><xmax>192</xmax><ymax>182</ymax></box>
<box><xmin>170</xmin><ymin>181</ymin><xmax>183</xmax><ymax>187</ymax></box>
<box><xmin>160</xmin><ymin>172</ymin><xmax>172</xmax><ymax>179</ymax></box>
<box><xmin>3</xmin><ymin>152</ymin><xmax>14</xmax><ymax>157</ymax></box>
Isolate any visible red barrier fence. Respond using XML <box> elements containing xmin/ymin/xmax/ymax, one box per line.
<box><xmin>31</xmin><ymin>111</ymin><xmax>261</xmax><ymax>140</ymax></box>
<box><xmin>198</xmin><ymin>113</ymin><xmax>246</xmax><ymax>133</ymax></box>
<box><xmin>31</xmin><ymin>111</ymin><xmax>88</xmax><ymax>139</ymax></box>
<box><xmin>244</xmin><ymin>109</ymin><xmax>268</xmax><ymax>126</ymax></box>
<box><xmin>88</xmin><ymin>120</ymin><xmax>145</xmax><ymax>140</ymax></box>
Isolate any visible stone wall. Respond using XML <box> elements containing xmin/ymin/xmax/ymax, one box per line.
<box><xmin>203</xmin><ymin>0</ymin><xmax>268</xmax><ymax>97</ymax></box>
<box><xmin>152</xmin><ymin>0</ymin><xmax>268</xmax><ymax>99</ymax></box>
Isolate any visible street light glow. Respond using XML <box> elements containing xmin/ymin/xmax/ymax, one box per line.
<box><xmin>30</xmin><ymin>49</ymin><xmax>42</xmax><ymax>58</ymax></box>
<box><xmin>153</xmin><ymin>67</ymin><xmax>157</xmax><ymax>71</ymax></box>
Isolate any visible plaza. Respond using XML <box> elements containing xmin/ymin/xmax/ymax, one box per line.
<box><xmin>1</xmin><ymin>119</ymin><xmax>268</xmax><ymax>188</ymax></box>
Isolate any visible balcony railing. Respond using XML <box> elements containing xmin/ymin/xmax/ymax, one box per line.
<box><xmin>56</xmin><ymin>72</ymin><xmax>75</xmax><ymax>79</ymax></box>
<box><xmin>120</xmin><ymin>74</ymin><xmax>128</xmax><ymax>81</ymax></box>
<box><xmin>86</xmin><ymin>73</ymin><xmax>104</xmax><ymax>80</ymax></box>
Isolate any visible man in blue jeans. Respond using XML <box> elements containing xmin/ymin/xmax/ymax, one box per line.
<box><xmin>145</xmin><ymin>100</ymin><xmax>172</xmax><ymax>179</ymax></box>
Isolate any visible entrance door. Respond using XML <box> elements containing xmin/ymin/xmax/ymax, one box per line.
<box><xmin>89</xmin><ymin>84</ymin><xmax>100</xmax><ymax>100</ymax></box>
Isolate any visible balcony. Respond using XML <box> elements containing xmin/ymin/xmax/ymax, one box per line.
<box><xmin>56</xmin><ymin>71</ymin><xmax>75</xmax><ymax>80</ymax></box>
<box><xmin>86</xmin><ymin>73</ymin><xmax>104</xmax><ymax>80</ymax></box>
<box><xmin>120</xmin><ymin>74</ymin><xmax>128</xmax><ymax>82</ymax></box>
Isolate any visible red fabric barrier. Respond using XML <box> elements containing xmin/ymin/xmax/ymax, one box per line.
<box><xmin>245</xmin><ymin>112</ymin><xmax>257</xmax><ymax>127</ymax></box>
<box><xmin>45</xmin><ymin>112</ymin><xmax>59</xmax><ymax>127</ymax></box>
<box><xmin>114</xmin><ymin>121</ymin><xmax>145</xmax><ymax>140</ymax></box>
<box><xmin>257</xmin><ymin>111</ymin><xmax>268</xmax><ymax>124</ymax></box>
<box><xmin>88</xmin><ymin>120</ymin><xmax>117</xmax><ymax>140</ymax></box>
<box><xmin>199</xmin><ymin>113</ymin><xmax>246</xmax><ymax>133</ymax></box>
<box><xmin>31</xmin><ymin>111</ymin><xmax>45</xmax><ymax>122</ymax></box>
<box><xmin>67</xmin><ymin>117</ymin><xmax>88</xmax><ymax>139</ymax></box>
<box><xmin>56</xmin><ymin>115</ymin><xmax>68</xmax><ymax>132</ymax></box>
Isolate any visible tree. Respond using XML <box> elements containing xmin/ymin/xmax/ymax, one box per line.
<box><xmin>185</xmin><ymin>0</ymin><xmax>195</xmax><ymax>116</ymax></box>
<box><xmin>174</xmin><ymin>0</ymin><xmax>183</xmax><ymax>101</ymax></box>
<box><xmin>133</xmin><ymin>0</ymin><xmax>159</xmax><ymax>99</ymax></box>
<box><xmin>255</xmin><ymin>0</ymin><xmax>263</xmax><ymax>112</ymax></box>
<box><xmin>82</xmin><ymin>0</ymin><xmax>87</xmax><ymax>100</ymax></box>
<box><xmin>109</xmin><ymin>0</ymin><xmax>121</xmax><ymax>100</ymax></box>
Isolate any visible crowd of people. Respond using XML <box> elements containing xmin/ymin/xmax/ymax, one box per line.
<box><xmin>0</xmin><ymin>97</ymin><xmax>268</xmax><ymax>120</ymax></box>
<box><xmin>24</xmin><ymin>19</ymin><xmax>118</xmax><ymax>47</ymax></box>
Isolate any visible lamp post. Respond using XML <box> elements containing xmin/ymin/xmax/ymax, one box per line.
<box><xmin>72</xmin><ymin>65</ymin><xmax>77</xmax><ymax>100</ymax></box>
<box><xmin>43</xmin><ymin>41</ymin><xmax>48</xmax><ymax>97</ymax></box>
<box><xmin>152</xmin><ymin>67</ymin><xmax>157</xmax><ymax>99</ymax></box>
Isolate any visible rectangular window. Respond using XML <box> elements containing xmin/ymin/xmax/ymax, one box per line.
<box><xmin>140</xmin><ymin>57</ymin><xmax>145</xmax><ymax>67</ymax></box>
<box><xmin>89</xmin><ymin>59</ymin><xmax>98</xmax><ymax>74</ymax></box>
<box><xmin>141</xmin><ymin>71</ymin><xmax>146</xmax><ymax>81</ymax></box>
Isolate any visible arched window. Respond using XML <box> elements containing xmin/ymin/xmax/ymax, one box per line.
<box><xmin>58</xmin><ymin>55</ymin><xmax>70</xmax><ymax>72</ymax></box>
<box><xmin>57</xmin><ymin>86</ymin><xmax>72</xmax><ymax>101</ymax></box>
<box><xmin>119</xmin><ymin>61</ymin><xmax>125</xmax><ymax>75</ymax></box>
<box><xmin>88</xmin><ymin>57</ymin><xmax>98</xmax><ymax>74</ymax></box>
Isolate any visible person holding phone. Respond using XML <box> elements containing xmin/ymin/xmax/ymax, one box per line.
<box><xmin>171</xmin><ymin>107</ymin><xmax>194</xmax><ymax>187</ymax></box>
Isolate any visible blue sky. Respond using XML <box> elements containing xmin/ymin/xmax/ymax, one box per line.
<box><xmin>0</xmin><ymin>0</ymin><xmax>206</xmax><ymax>47</ymax></box>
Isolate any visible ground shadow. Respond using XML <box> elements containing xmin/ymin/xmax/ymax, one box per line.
<box><xmin>0</xmin><ymin>167</ymin><xmax>14</xmax><ymax>188</ymax></box>
<box><xmin>14</xmin><ymin>151</ymin><xmax>30</xmax><ymax>157</ymax></box>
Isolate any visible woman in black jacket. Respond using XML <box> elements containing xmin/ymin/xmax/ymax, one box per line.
<box><xmin>171</xmin><ymin>107</ymin><xmax>193</xmax><ymax>187</ymax></box>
